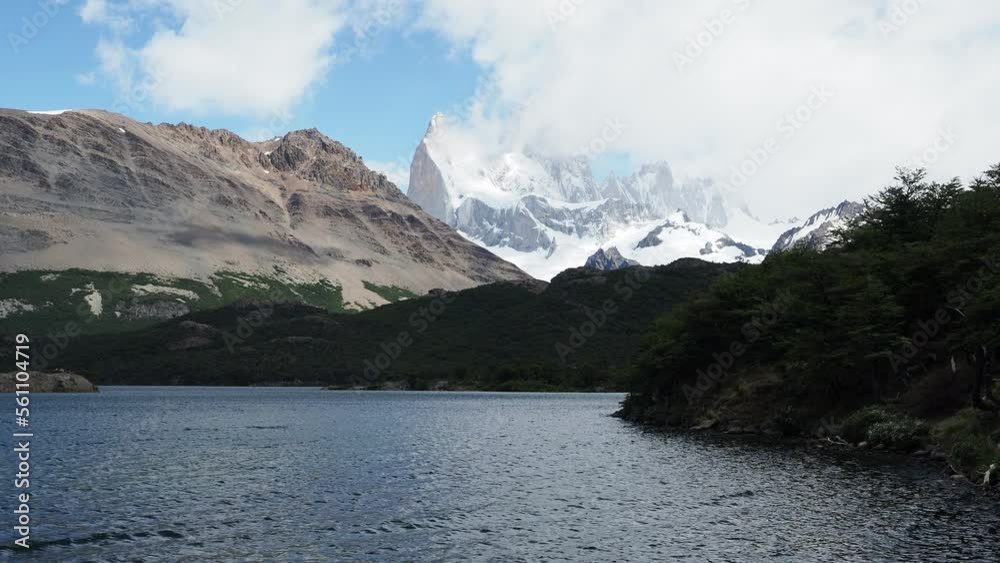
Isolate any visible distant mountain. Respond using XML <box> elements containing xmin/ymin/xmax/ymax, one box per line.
<box><xmin>601</xmin><ymin>165</ymin><xmax>730</xmax><ymax>227</ymax></box>
<box><xmin>771</xmin><ymin>201</ymin><xmax>863</xmax><ymax>252</ymax></box>
<box><xmin>585</xmin><ymin>247</ymin><xmax>640</xmax><ymax>271</ymax></box>
<box><xmin>0</xmin><ymin>109</ymin><xmax>530</xmax><ymax>329</ymax></box>
<box><xmin>407</xmin><ymin>114</ymin><xmax>774</xmax><ymax>280</ymax></box>
<box><xmin>631</xmin><ymin>211</ymin><xmax>770</xmax><ymax>262</ymax></box>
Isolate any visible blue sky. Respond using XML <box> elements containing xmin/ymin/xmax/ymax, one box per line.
<box><xmin>1</xmin><ymin>1</ymin><xmax>997</xmax><ymax>217</ymax></box>
<box><xmin>0</xmin><ymin>0</ymin><xmax>638</xmax><ymax>190</ymax></box>
<box><xmin>0</xmin><ymin>0</ymin><xmax>492</xmax><ymax>188</ymax></box>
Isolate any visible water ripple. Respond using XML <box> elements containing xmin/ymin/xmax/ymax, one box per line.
<box><xmin>1</xmin><ymin>388</ymin><xmax>998</xmax><ymax>562</ymax></box>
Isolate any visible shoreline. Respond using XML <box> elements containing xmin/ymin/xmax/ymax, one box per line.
<box><xmin>80</xmin><ymin>384</ymin><xmax>627</xmax><ymax>395</ymax></box>
<box><xmin>0</xmin><ymin>370</ymin><xmax>98</xmax><ymax>393</ymax></box>
<box><xmin>617</xmin><ymin>409</ymin><xmax>1000</xmax><ymax>491</ymax></box>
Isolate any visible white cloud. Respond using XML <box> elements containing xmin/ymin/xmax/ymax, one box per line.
<box><xmin>367</xmin><ymin>158</ymin><xmax>411</xmax><ymax>192</ymax></box>
<box><xmin>79</xmin><ymin>0</ymin><xmax>134</xmax><ymax>32</ymax></box>
<box><xmin>79</xmin><ymin>0</ymin><xmax>109</xmax><ymax>23</ymax></box>
<box><xmin>415</xmin><ymin>0</ymin><xmax>1000</xmax><ymax>218</ymax></box>
<box><xmin>75</xmin><ymin>71</ymin><xmax>97</xmax><ymax>86</ymax></box>
<box><xmin>341</xmin><ymin>0</ymin><xmax>409</xmax><ymax>60</ymax></box>
<box><xmin>82</xmin><ymin>0</ymin><xmax>348</xmax><ymax>116</ymax></box>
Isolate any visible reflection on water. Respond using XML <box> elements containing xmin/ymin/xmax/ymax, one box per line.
<box><xmin>2</xmin><ymin>388</ymin><xmax>998</xmax><ymax>562</ymax></box>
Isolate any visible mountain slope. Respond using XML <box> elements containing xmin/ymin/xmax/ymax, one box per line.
<box><xmin>771</xmin><ymin>201</ymin><xmax>863</xmax><ymax>252</ymax></box>
<box><xmin>407</xmin><ymin>114</ymin><xmax>778</xmax><ymax>279</ymax></box>
<box><xmin>48</xmin><ymin>259</ymin><xmax>740</xmax><ymax>388</ymax></box>
<box><xmin>0</xmin><ymin>109</ymin><xmax>530</xmax><ymax>322</ymax></box>
<box><xmin>585</xmin><ymin>247</ymin><xmax>639</xmax><ymax>271</ymax></box>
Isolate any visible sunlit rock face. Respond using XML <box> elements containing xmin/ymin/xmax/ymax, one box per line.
<box><xmin>0</xmin><ymin>109</ymin><xmax>531</xmax><ymax>306</ymax></box>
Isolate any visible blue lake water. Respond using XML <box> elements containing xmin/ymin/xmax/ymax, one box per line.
<box><xmin>2</xmin><ymin>388</ymin><xmax>999</xmax><ymax>562</ymax></box>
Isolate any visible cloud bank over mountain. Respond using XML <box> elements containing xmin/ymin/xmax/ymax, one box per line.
<box><xmin>415</xmin><ymin>0</ymin><xmax>1000</xmax><ymax>218</ymax></box>
<box><xmin>76</xmin><ymin>0</ymin><xmax>1000</xmax><ymax>219</ymax></box>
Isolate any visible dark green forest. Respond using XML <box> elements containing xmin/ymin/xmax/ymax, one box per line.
<box><xmin>619</xmin><ymin>164</ymin><xmax>1000</xmax><ymax>481</ymax></box>
<box><xmin>36</xmin><ymin>260</ymin><xmax>735</xmax><ymax>392</ymax></box>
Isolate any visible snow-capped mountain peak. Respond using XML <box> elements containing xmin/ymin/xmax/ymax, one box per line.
<box><xmin>407</xmin><ymin>113</ymin><xmax>835</xmax><ymax>280</ymax></box>
<box><xmin>771</xmin><ymin>201</ymin><xmax>863</xmax><ymax>252</ymax></box>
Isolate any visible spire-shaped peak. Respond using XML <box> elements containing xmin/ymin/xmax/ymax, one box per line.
<box><xmin>427</xmin><ymin>112</ymin><xmax>447</xmax><ymax>136</ymax></box>
<box><xmin>584</xmin><ymin>246</ymin><xmax>641</xmax><ymax>271</ymax></box>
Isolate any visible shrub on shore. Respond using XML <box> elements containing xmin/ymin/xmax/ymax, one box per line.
<box><xmin>864</xmin><ymin>417</ymin><xmax>928</xmax><ymax>451</ymax></box>
<box><xmin>839</xmin><ymin>406</ymin><xmax>928</xmax><ymax>451</ymax></box>
<box><xmin>839</xmin><ymin>406</ymin><xmax>894</xmax><ymax>444</ymax></box>
<box><xmin>947</xmin><ymin>435</ymin><xmax>1000</xmax><ymax>476</ymax></box>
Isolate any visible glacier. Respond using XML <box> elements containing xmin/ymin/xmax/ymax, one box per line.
<box><xmin>407</xmin><ymin>114</ymin><xmax>856</xmax><ymax>280</ymax></box>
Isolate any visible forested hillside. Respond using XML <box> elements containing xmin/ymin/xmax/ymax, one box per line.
<box><xmin>619</xmin><ymin>164</ymin><xmax>1000</xmax><ymax>480</ymax></box>
<box><xmin>35</xmin><ymin>260</ymin><xmax>736</xmax><ymax>391</ymax></box>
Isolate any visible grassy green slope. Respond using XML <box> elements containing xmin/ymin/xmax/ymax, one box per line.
<box><xmin>0</xmin><ymin>269</ymin><xmax>346</xmax><ymax>336</ymax></box>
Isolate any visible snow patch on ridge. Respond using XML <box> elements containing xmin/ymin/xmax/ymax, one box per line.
<box><xmin>463</xmin><ymin>210</ymin><xmax>766</xmax><ymax>280</ymax></box>
<box><xmin>725</xmin><ymin>208</ymin><xmax>801</xmax><ymax>249</ymax></box>
<box><xmin>83</xmin><ymin>283</ymin><xmax>103</xmax><ymax>317</ymax></box>
<box><xmin>0</xmin><ymin>299</ymin><xmax>35</xmax><ymax>319</ymax></box>
<box><xmin>132</xmin><ymin>284</ymin><xmax>200</xmax><ymax>301</ymax></box>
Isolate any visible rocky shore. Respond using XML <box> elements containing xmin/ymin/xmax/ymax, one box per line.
<box><xmin>0</xmin><ymin>370</ymin><xmax>98</xmax><ymax>393</ymax></box>
<box><xmin>616</xmin><ymin>402</ymin><xmax>1000</xmax><ymax>489</ymax></box>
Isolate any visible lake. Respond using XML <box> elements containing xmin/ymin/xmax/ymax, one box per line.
<box><xmin>2</xmin><ymin>388</ymin><xmax>999</xmax><ymax>562</ymax></box>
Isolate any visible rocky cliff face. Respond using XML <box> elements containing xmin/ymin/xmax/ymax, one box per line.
<box><xmin>771</xmin><ymin>201</ymin><xmax>863</xmax><ymax>252</ymax></box>
<box><xmin>0</xmin><ymin>109</ymin><xmax>530</xmax><ymax>307</ymax></box>
<box><xmin>584</xmin><ymin>247</ymin><xmax>640</xmax><ymax>271</ymax></box>
<box><xmin>406</xmin><ymin>112</ymin><xmax>862</xmax><ymax>280</ymax></box>
<box><xmin>408</xmin><ymin>124</ymin><xmax>453</xmax><ymax>223</ymax></box>
<box><xmin>406</xmin><ymin>114</ymin><xmax>766</xmax><ymax>280</ymax></box>
<box><xmin>604</xmin><ymin>164</ymin><xmax>730</xmax><ymax>228</ymax></box>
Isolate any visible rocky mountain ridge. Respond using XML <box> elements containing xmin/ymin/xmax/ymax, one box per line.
<box><xmin>584</xmin><ymin>247</ymin><xmax>640</xmax><ymax>271</ymax></box>
<box><xmin>0</xmin><ymin>108</ymin><xmax>530</xmax><ymax>316</ymax></box>
<box><xmin>771</xmin><ymin>201</ymin><xmax>864</xmax><ymax>252</ymax></box>
<box><xmin>407</xmin><ymin>114</ymin><xmax>850</xmax><ymax>279</ymax></box>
